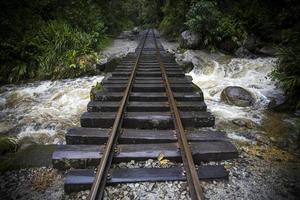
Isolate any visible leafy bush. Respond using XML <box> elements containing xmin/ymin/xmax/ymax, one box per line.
<box><xmin>159</xmin><ymin>0</ymin><xmax>191</xmax><ymax>38</ymax></box>
<box><xmin>271</xmin><ymin>33</ymin><xmax>300</xmax><ymax>109</ymax></box>
<box><xmin>33</xmin><ymin>20</ymin><xmax>103</xmax><ymax>79</ymax></box>
<box><xmin>216</xmin><ymin>16</ymin><xmax>246</xmax><ymax>41</ymax></box>
<box><xmin>0</xmin><ymin>0</ymin><xmax>116</xmax><ymax>83</ymax></box>
<box><xmin>185</xmin><ymin>0</ymin><xmax>220</xmax><ymax>47</ymax></box>
<box><xmin>185</xmin><ymin>0</ymin><xmax>246</xmax><ymax>49</ymax></box>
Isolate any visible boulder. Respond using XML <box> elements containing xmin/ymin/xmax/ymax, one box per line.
<box><xmin>96</xmin><ymin>57</ymin><xmax>121</xmax><ymax>72</ymax></box>
<box><xmin>221</xmin><ymin>86</ymin><xmax>255</xmax><ymax>107</ymax></box>
<box><xmin>185</xmin><ymin>75</ymin><xmax>193</xmax><ymax>82</ymax></box>
<box><xmin>117</xmin><ymin>31</ymin><xmax>135</xmax><ymax>40</ymax></box>
<box><xmin>180</xmin><ymin>61</ymin><xmax>194</xmax><ymax>73</ymax></box>
<box><xmin>232</xmin><ymin>118</ymin><xmax>256</xmax><ymax>129</ymax></box>
<box><xmin>0</xmin><ymin>136</ymin><xmax>18</xmax><ymax>154</ymax></box>
<box><xmin>234</xmin><ymin>47</ymin><xmax>257</xmax><ymax>59</ymax></box>
<box><xmin>179</xmin><ymin>30</ymin><xmax>201</xmax><ymax>49</ymax></box>
<box><xmin>218</xmin><ymin>38</ymin><xmax>239</xmax><ymax>53</ymax></box>
<box><xmin>132</xmin><ymin>27</ymin><xmax>140</xmax><ymax>35</ymax></box>
<box><xmin>244</xmin><ymin>34</ymin><xmax>257</xmax><ymax>52</ymax></box>
<box><xmin>257</xmin><ymin>46</ymin><xmax>277</xmax><ymax>56</ymax></box>
<box><xmin>18</xmin><ymin>137</ymin><xmax>37</xmax><ymax>151</ymax></box>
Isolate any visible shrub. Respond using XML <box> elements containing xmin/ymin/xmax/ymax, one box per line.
<box><xmin>33</xmin><ymin>20</ymin><xmax>103</xmax><ymax>79</ymax></box>
<box><xmin>216</xmin><ymin>16</ymin><xmax>246</xmax><ymax>41</ymax></box>
<box><xmin>185</xmin><ymin>0</ymin><xmax>246</xmax><ymax>49</ymax></box>
<box><xmin>159</xmin><ymin>0</ymin><xmax>191</xmax><ymax>38</ymax></box>
<box><xmin>0</xmin><ymin>0</ymin><xmax>118</xmax><ymax>84</ymax></box>
<box><xmin>271</xmin><ymin>32</ymin><xmax>300</xmax><ymax>110</ymax></box>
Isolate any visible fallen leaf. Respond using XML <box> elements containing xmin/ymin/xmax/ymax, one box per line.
<box><xmin>157</xmin><ymin>152</ymin><xmax>170</xmax><ymax>166</ymax></box>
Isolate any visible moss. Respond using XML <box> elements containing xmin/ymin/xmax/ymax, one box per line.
<box><xmin>0</xmin><ymin>144</ymin><xmax>56</xmax><ymax>172</ymax></box>
<box><xmin>0</xmin><ymin>136</ymin><xmax>18</xmax><ymax>155</ymax></box>
<box><xmin>90</xmin><ymin>82</ymin><xmax>103</xmax><ymax>101</ymax></box>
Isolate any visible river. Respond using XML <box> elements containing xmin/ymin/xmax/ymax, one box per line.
<box><xmin>0</xmin><ymin>38</ymin><xmax>298</xmax><ymax>156</ymax></box>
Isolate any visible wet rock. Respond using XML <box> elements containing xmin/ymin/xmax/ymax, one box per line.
<box><xmin>257</xmin><ymin>46</ymin><xmax>277</xmax><ymax>56</ymax></box>
<box><xmin>96</xmin><ymin>57</ymin><xmax>121</xmax><ymax>72</ymax></box>
<box><xmin>221</xmin><ymin>86</ymin><xmax>255</xmax><ymax>107</ymax></box>
<box><xmin>218</xmin><ymin>38</ymin><xmax>239</xmax><ymax>53</ymax></box>
<box><xmin>234</xmin><ymin>47</ymin><xmax>257</xmax><ymax>59</ymax></box>
<box><xmin>18</xmin><ymin>136</ymin><xmax>37</xmax><ymax>150</ymax></box>
<box><xmin>232</xmin><ymin>118</ymin><xmax>256</xmax><ymax>129</ymax></box>
<box><xmin>0</xmin><ymin>136</ymin><xmax>18</xmax><ymax>155</ymax></box>
<box><xmin>132</xmin><ymin>27</ymin><xmax>140</xmax><ymax>35</ymax></box>
<box><xmin>244</xmin><ymin>34</ymin><xmax>258</xmax><ymax>52</ymax></box>
<box><xmin>268</xmin><ymin>96</ymin><xmax>286</xmax><ymax>110</ymax></box>
<box><xmin>180</xmin><ymin>61</ymin><xmax>194</xmax><ymax>73</ymax></box>
<box><xmin>179</xmin><ymin>30</ymin><xmax>201</xmax><ymax>49</ymax></box>
<box><xmin>185</xmin><ymin>75</ymin><xmax>193</xmax><ymax>82</ymax></box>
<box><xmin>117</xmin><ymin>31</ymin><xmax>135</xmax><ymax>40</ymax></box>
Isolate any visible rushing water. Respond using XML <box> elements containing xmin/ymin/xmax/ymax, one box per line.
<box><xmin>0</xmin><ymin>76</ymin><xmax>103</xmax><ymax>144</ymax></box>
<box><xmin>0</xmin><ymin>41</ymin><xmax>298</xmax><ymax>155</ymax></box>
<box><xmin>175</xmin><ymin>50</ymin><xmax>299</xmax><ymax>154</ymax></box>
<box><xmin>181</xmin><ymin>50</ymin><xmax>283</xmax><ymax>123</ymax></box>
<box><xmin>0</xmin><ymin>38</ymin><xmax>138</xmax><ymax>145</ymax></box>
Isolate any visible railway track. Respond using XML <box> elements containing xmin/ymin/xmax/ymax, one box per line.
<box><xmin>52</xmin><ymin>29</ymin><xmax>238</xmax><ymax>199</ymax></box>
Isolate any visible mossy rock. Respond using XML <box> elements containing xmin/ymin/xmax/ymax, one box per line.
<box><xmin>0</xmin><ymin>144</ymin><xmax>56</xmax><ymax>172</ymax></box>
<box><xmin>181</xmin><ymin>61</ymin><xmax>194</xmax><ymax>73</ymax></box>
<box><xmin>90</xmin><ymin>82</ymin><xmax>103</xmax><ymax>101</ymax></box>
<box><xmin>0</xmin><ymin>136</ymin><xmax>18</xmax><ymax>155</ymax></box>
<box><xmin>221</xmin><ymin>86</ymin><xmax>255</xmax><ymax>107</ymax></box>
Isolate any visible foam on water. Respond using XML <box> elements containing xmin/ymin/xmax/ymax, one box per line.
<box><xmin>182</xmin><ymin>50</ymin><xmax>284</xmax><ymax>123</ymax></box>
<box><xmin>0</xmin><ymin>75</ymin><xmax>104</xmax><ymax>144</ymax></box>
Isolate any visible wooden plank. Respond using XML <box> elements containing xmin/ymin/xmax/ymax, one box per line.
<box><xmin>66</xmin><ymin>128</ymin><xmax>228</xmax><ymax>145</ymax></box>
<box><xmin>124</xmin><ymin>112</ymin><xmax>214</xmax><ymax>129</ymax></box>
<box><xmin>112</xmin><ymin>72</ymin><xmax>185</xmax><ymax>77</ymax></box>
<box><xmin>52</xmin><ymin>142</ymin><xmax>238</xmax><ymax>169</ymax></box>
<box><xmin>81</xmin><ymin>111</ymin><xmax>214</xmax><ymax>129</ymax></box>
<box><xmin>87</xmin><ymin>101</ymin><xmax>206</xmax><ymax>112</ymax></box>
<box><xmin>102</xmin><ymin>83</ymin><xmax>194</xmax><ymax>92</ymax></box>
<box><xmin>64</xmin><ymin>166</ymin><xmax>228</xmax><ymax>193</ymax></box>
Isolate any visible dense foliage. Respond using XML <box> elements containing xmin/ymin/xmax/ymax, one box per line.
<box><xmin>185</xmin><ymin>1</ymin><xmax>246</xmax><ymax>49</ymax></box>
<box><xmin>1</xmin><ymin>0</ymin><xmax>299</xmax><ymax>109</ymax></box>
<box><xmin>157</xmin><ymin>0</ymin><xmax>300</xmax><ymax>110</ymax></box>
<box><xmin>0</xmin><ymin>0</ymin><xmax>134</xmax><ymax>83</ymax></box>
<box><xmin>271</xmin><ymin>34</ymin><xmax>300</xmax><ymax>110</ymax></box>
<box><xmin>159</xmin><ymin>0</ymin><xmax>191</xmax><ymax>38</ymax></box>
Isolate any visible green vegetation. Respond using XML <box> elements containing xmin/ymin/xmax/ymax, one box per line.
<box><xmin>159</xmin><ymin>0</ymin><xmax>191</xmax><ymax>38</ymax></box>
<box><xmin>1</xmin><ymin>0</ymin><xmax>299</xmax><ymax>110</ymax></box>
<box><xmin>0</xmin><ymin>0</ymin><xmax>134</xmax><ymax>84</ymax></box>
<box><xmin>271</xmin><ymin>34</ymin><xmax>300</xmax><ymax>110</ymax></box>
<box><xmin>185</xmin><ymin>1</ymin><xmax>246</xmax><ymax>50</ymax></box>
<box><xmin>0</xmin><ymin>136</ymin><xmax>18</xmax><ymax>155</ymax></box>
<box><xmin>0</xmin><ymin>144</ymin><xmax>56</xmax><ymax>171</ymax></box>
<box><xmin>157</xmin><ymin>0</ymin><xmax>300</xmax><ymax>110</ymax></box>
<box><xmin>90</xmin><ymin>81</ymin><xmax>103</xmax><ymax>100</ymax></box>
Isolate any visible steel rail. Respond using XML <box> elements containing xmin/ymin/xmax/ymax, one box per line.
<box><xmin>152</xmin><ymin>29</ymin><xmax>205</xmax><ymax>200</ymax></box>
<box><xmin>88</xmin><ymin>30</ymin><xmax>149</xmax><ymax>200</ymax></box>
